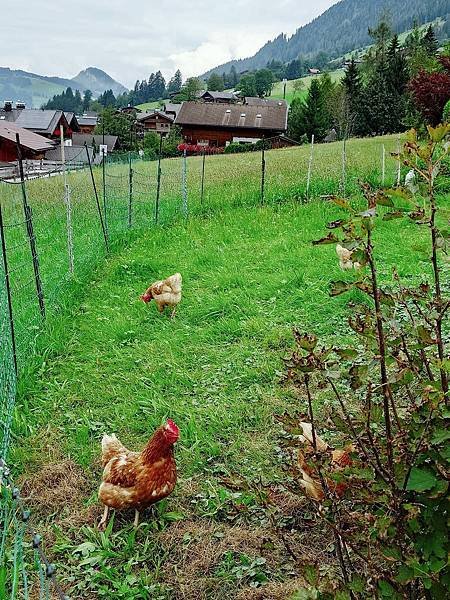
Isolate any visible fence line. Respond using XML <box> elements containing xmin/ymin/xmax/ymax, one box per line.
<box><xmin>0</xmin><ymin>134</ymin><xmax>402</xmax><ymax>598</ymax></box>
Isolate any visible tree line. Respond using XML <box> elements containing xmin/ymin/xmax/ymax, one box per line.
<box><xmin>288</xmin><ymin>22</ymin><xmax>450</xmax><ymax>143</ymax></box>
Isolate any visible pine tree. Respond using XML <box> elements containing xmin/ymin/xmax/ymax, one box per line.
<box><xmin>230</xmin><ymin>65</ymin><xmax>239</xmax><ymax>87</ymax></box>
<box><xmin>422</xmin><ymin>25</ymin><xmax>439</xmax><ymax>57</ymax></box>
<box><xmin>83</xmin><ymin>89</ymin><xmax>93</xmax><ymax>112</ymax></box>
<box><xmin>207</xmin><ymin>73</ymin><xmax>225</xmax><ymax>92</ymax></box>
<box><xmin>289</xmin><ymin>79</ymin><xmax>328</xmax><ymax>141</ymax></box>
<box><xmin>343</xmin><ymin>59</ymin><xmax>364</xmax><ymax>134</ymax></box>
<box><xmin>167</xmin><ymin>70</ymin><xmax>182</xmax><ymax>95</ymax></box>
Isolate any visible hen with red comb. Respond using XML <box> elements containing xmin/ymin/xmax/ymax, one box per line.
<box><xmin>98</xmin><ymin>420</ymin><xmax>179</xmax><ymax>529</ymax></box>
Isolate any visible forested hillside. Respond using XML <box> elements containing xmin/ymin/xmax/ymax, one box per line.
<box><xmin>202</xmin><ymin>0</ymin><xmax>450</xmax><ymax>77</ymax></box>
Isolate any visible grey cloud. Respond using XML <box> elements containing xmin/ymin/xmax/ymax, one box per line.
<box><xmin>0</xmin><ymin>0</ymin><xmax>336</xmax><ymax>87</ymax></box>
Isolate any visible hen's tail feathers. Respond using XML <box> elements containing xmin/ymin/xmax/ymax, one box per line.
<box><xmin>166</xmin><ymin>273</ymin><xmax>182</xmax><ymax>294</ymax></box>
<box><xmin>101</xmin><ymin>433</ymin><xmax>127</xmax><ymax>466</ymax></box>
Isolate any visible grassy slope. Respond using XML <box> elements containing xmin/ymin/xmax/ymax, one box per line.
<box><xmin>13</xmin><ymin>184</ymin><xmax>441</xmax><ymax>597</ymax></box>
<box><xmin>136</xmin><ymin>100</ymin><xmax>163</xmax><ymax>111</ymax></box>
<box><xmin>269</xmin><ymin>69</ymin><xmax>345</xmax><ymax>104</ymax></box>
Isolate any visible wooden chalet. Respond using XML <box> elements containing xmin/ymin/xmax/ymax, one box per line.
<box><xmin>0</xmin><ymin>121</ymin><xmax>54</xmax><ymax>162</ymax></box>
<box><xmin>64</xmin><ymin>112</ymin><xmax>81</xmax><ymax>133</ymax></box>
<box><xmin>137</xmin><ymin>111</ymin><xmax>174</xmax><ymax>136</ymax></box>
<box><xmin>199</xmin><ymin>91</ymin><xmax>238</xmax><ymax>104</ymax></box>
<box><xmin>76</xmin><ymin>113</ymin><xmax>98</xmax><ymax>134</ymax></box>
<box><xmin>175</xmin><ymin>101</ymin><xmax>288</xmax><ymax>147</ymax></box>
<box><xmin>0</xmin><ymin>105</ymin><xmax>72</xmax><ymax>141</ymax></box>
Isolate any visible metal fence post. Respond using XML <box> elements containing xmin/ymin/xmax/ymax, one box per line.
<box><xmin>60</xmin><ymin>127</ymin><xmax>74</xmax><ymax>274</ymax></box>
<box><xmin>128</xmin><ymin>152</ymin><xmax>133</xmax><ymax>228</ymax></box>
<box><xmin>340</xmin><ymin>136</ymin><xmax>347</xmax><ymax>197</ymax></box>
<box><xmin>381</xmin><ymin>144</ymin><xmax>386</xmax><ymax>186</ymax></box>
<box><xmin>200</xmin><ymin>151</ymin><xmax>206</xmax><ymax>206</ymax></box>
<box><xmin>0</xmin><ymin>200</ymin><xmax>17</xmax><ymax>376</ymax></box>
<box><xmin>260</xmin><ymin>138</ymin><xmax>266</xmax><ymax>205</ymax></box>
<box><xmin>85</xmin><ymin>143</ymin><xmax>109</xmax><ymax>252</ymax></box>
<box><xmin>155</xmin><ymin>134</ymin><xmax>163</xmax><ymax>224</ymax></box>
<box><xmin>396</xmin><ymin>136</ymin><xmax>401</xmax><ymax>187</ymax></box>
<box><xmin>306</xmin><ymin>134</ymin><xmax>315</xmax><ymax>199</ymax></box>
<box><xmin>182</xmin><ymin>150</ymin><xmax>188</xmax><ymax>218</ymax></box>
<box><xmin>15</xmin><ymin>134</ymin><xmax>45</xmax><ymax>319</ymax></box>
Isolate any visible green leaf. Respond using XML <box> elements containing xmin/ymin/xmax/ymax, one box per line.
<box><xmin>335</xmin><ymin>348</ymin><xmax>358</xmax><ymax>360</ymax></box>
<box><xmin>330</xmin><ymin>196</ymin><xmax>353</xmax><ymax>211</ymax></box>
<box><xmin>312</xmin><ymin>232</ymin><xmax>339</xmax><ymax>245</ymax></box>
<box><xmin>376</xmin><ymin>193</ymin><xmax>394</xmax><ymax>207</ymax></box>
<box><xmin>406</xmin><ymin>467</ymin><xmax>437</xmax><ymax>492</ymax></box>
<box><xmin>427</xmin><ymin>123</ymin><xmax>450</xmax><ymax>143</ymax></box>
<box><xmin>383</xmin><ymin>211</ymin><xmax>405</xmax><ymax>221</ymax></box>
<box><xmin>330</xmin><ymin>281</ymin><xmax>354</xmax><ymax>297</ymax></box>
<box><xmin>396</xmin><ymin>565</ymin><xmax>414</xmax><ymax>584</ymax></box>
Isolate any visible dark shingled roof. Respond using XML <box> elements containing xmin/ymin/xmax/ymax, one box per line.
<box><xmin>175</xmin><ymin>101</ymin><xmax>288</xmax><ymax>131</ymax></box>
<box><xmin>244</xmin><ymin>97</ymin><xmax>288</xmax><ymax>108</ymax></box>
<box><xmin>201</xmin><ymin>91</ymin><xmax>238</xmax><ymax>101</ymax></box>
<box><xmin>76</xmin><ymin>115</ymin><xmax>98</xmax><ymax>127</ymax></box>
<box><xmin>14</xmin><ymin>109</ymin><xmax>67</xmax><ymax>134</ymax></box>
<box><xmin>0</xmin><ymin>121</ymin><xmax>55</xmax><ymax>152</ymax></box>
<box><xmin>137</xmin><ymin>111</ymin><xmax>174</xmax><ymax>123</ymax></box>
<box><xmin>71</xmin><ymin>134</ymin><xmax>118</xmax><ymax>150</ymax></box>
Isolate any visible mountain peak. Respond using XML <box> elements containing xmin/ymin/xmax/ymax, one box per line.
<box><xmin>71</xmin><ymin>67</ymin><xmax>127</xmax><ymax>97</ymax></box>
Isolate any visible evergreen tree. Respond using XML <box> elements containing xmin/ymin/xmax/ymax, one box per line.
<box><xmin>98</xmin><ymin>89</ymin><xmax>116</xmax><ymax>108</ymax></box>
<box><xmin>207</xmin><ymin>73</ymin><xmax>225</xmax><ymax>92</ymax></box>
<box><xmin>343</xmin><ymin>59</ymin><xmax>364</xmax><ymax>135</ymax></box>
<box><xmin>167</xmin><ymin>70</ymin><xmax>183</xmax><ymax>95</ymax></box>
<box><xmin>319</xmin><ymin>72</ymin><xmax>336</xmax><ymax>130</ymax></box>
<box><xmin>230</xmin><ymin>65</ymin><xmax>239</xmax><ymax>87</ymax></box>
<box><xmin>82</xmin><ymin>89</ymin><xmax>93</xmax><ymax>112</ymax></box>
<box><xmin>422</xmin><ymin>25</ymin><xmax>439</xmax><ymax>57</ymax></box>
<box><xmin>288</xmin><ymin>79</ymin><xmax>328</xmax><ymax>141</ymax></box>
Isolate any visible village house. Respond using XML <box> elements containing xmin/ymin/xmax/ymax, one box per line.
<box><xmin>76</xmin><ymin>113</ymin><xmax>98</xmax><ymax>134</ymax></box>
<box><xmin>0</xmin><ymin>104</ymin><xmax>71</xmax><ymax>141</ymax></box>
<box><xmin>199</xmin><ymin>91</ymin><xmax>238</xmax><ymax>104</ymax></box>
<box><xmin>175</xmin><ymin>101</ymin><xmax>288</xmax><ymax>147</ymax></box>
<box><xmin>64</xmin><ymin>112</ymin><xmax>81</xmax><ymax>133</ymax></box>
<box><xmin>71</xmin><ymin>133</ymin><xmax>118</xmax><ymax>153</ymax></box>
<box><xmin>163</xmin><ymin>102</ymin><xmax>182</xmax><ymax>120</ymax></box>
<box><xmin>0</xmin><ymin>120</ymin><xmax>54</xmax><ymax>163</ymax></box>
<box><xmin>244</xmin><ymin>97</ymin><xmax>288</xmax><ymax>108</ymax></box>
<box><xmin>137</xmin><ymin>110</ymin><xmax>174</xmax><ymax>136</ymax></box>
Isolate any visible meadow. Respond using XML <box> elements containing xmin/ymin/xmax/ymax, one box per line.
<box><xmin>1</xmin><ymin>134</ymin><xmax>427</xmax><ymax>599</ymax></box>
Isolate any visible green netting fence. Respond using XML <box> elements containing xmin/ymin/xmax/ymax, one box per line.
<box><xmin>0</xmin><ymin>134</ymin><xmax>402</xmax><ymax>597</ymax></box>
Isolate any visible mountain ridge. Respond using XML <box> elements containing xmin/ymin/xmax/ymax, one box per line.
<box><xmin>0</xmin><ymin>66</ymin><xmax>127</xmax><ymax>108</ymax></box>
<box><xmin>201</xmin><ymin>0</ymin><xmax>450</xmax><ymax>78</ymax></box>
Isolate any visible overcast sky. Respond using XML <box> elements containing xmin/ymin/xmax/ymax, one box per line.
<box><xmin>1</xmin><ymin>0</ymin><xmax>338</xmax><ymax>87</ymax></box>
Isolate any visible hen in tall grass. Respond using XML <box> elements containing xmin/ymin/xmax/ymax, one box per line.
<box><xmin>98</xmin><ymin>420</ymin><xmax>179</xmax><ymax>529</ymax></box>
<box><xmin>140</xmin><ymin>273</ymin><xmax>182</xmax><ymax>317</ymax></box>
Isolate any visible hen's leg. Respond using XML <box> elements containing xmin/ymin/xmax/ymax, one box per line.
<box><xmin>170</xmin><ymin>305</ymin><xmax>177</xmax><ymax>319</ymax></box>
<box><xmin>157</xmin><ymin>302</ymin><xmax>165</xmax><ymax>314</ymax></box>
<box><xmin>133</xmin><ymin>509</ymin><xmax>140</xmax><ymax>528</ymax></box>
<box><xmin>98</xmin><ymin>505</ymin><xmax>110</xmax><ymax>530</ymax></box>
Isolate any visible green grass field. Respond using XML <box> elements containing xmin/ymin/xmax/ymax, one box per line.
<box><xmin>136</xmin><ymin>100</ymin><xmax>163</xmax><ymax>111</ymax></box>
<box><xmin>2</xmin><ymin>134</ymin><xmax>433</xmax><ymax>599</ymax></box>
<box><xmin>269</xmin><ymin>69</ymin><xmax>345</xmax><ymax>104</ymax></box>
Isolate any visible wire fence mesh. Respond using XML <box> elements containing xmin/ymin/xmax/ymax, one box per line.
<box><xmin>0</xmin><ymin>134</ymin><xmax>401</xmax><ymax>597</ymax></box>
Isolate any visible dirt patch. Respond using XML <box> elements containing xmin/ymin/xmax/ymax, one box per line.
<box><xmin>19</xmin><ymin>459</ymin><xmax>91</xmax><ymax>521</ymax></box>
<box><xmin>157</xmin><ymin>519</ymin><xmax>303</xmax><ymax>600</ymax></box>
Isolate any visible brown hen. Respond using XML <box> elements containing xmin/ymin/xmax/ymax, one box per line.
<box><xmin>140</xmin><ymin>273</ymin><xmax>182</xmax><ymax>317</ymax></box>
<box><xmin>98</xmin><ymin>420</ymin><xmax>179</xmax><ymax>529</ymax></box>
